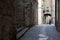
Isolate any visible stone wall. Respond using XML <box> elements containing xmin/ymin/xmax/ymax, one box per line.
<box><xmin>17</xmin><ymin>0</ymin><xmax>24</xmax><ymax>27</ymax></box>
<box><xmin>17</xmin><ymin>0</ymin><xmax>38</xmax><ymax>27</ymax></box>
<box><xmin>17</xmin><ymin>0</ymin><xmax>38</xmax><ymax>39</ymax></box>
<box><xmin>55</xmin><ymin>0</ymin><xmax>60</xmax><ymax>32</ymax></box>
<box><xmin>0</xmin><ymin>0</ymin><xmax>16</xmax><ymax>40</ymax></box>
<box><xmin>0</xmin><ymin>0</ymin><xmax>38</xmax><ymax>40</ymax></box>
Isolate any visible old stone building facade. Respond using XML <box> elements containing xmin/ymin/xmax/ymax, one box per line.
<box><xmin>16</xmin><ymin>0</ymin><xmax>38</xmax><ymax>39</ymax></box>
<box><xmin>0</xmin><ymin>0</ymin><xmax>16</xmax><ymax>40</ymax></box>
<box><xmin>17</xmin><ymin>0</ymin><xmax>38</xmax><ymax>27</ymax></box>
<box><xmin>0</xmin><ymin>0</ymin><xmax>38</xmax><ymax>40</ymax></box>
<box><xmin>41</xmin><ymin>0</ymin><xmax>55</xmax><ymax>24</ymax></box>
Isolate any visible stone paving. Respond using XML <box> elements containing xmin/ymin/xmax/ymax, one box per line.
<box><xmin>20</xmin><ymin>24</ymin><xmax>60</xmax><ymax>40</ymax></box>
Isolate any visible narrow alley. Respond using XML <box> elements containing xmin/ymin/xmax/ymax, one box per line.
<box><xmin>20</xmin><ymin>24</ymin><xmax>60</xmax><ymax>40</ymax></box>
<box><xmin>0</xmin><ymin>0</ymin><xmax>60</xmax><ymax>40</ymax></box>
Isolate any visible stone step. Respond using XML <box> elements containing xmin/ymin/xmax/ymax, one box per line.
<box><xmin>16</xmin><ymin>27</ymin><xmax>29</xmax><ymax>39</ymax></box>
